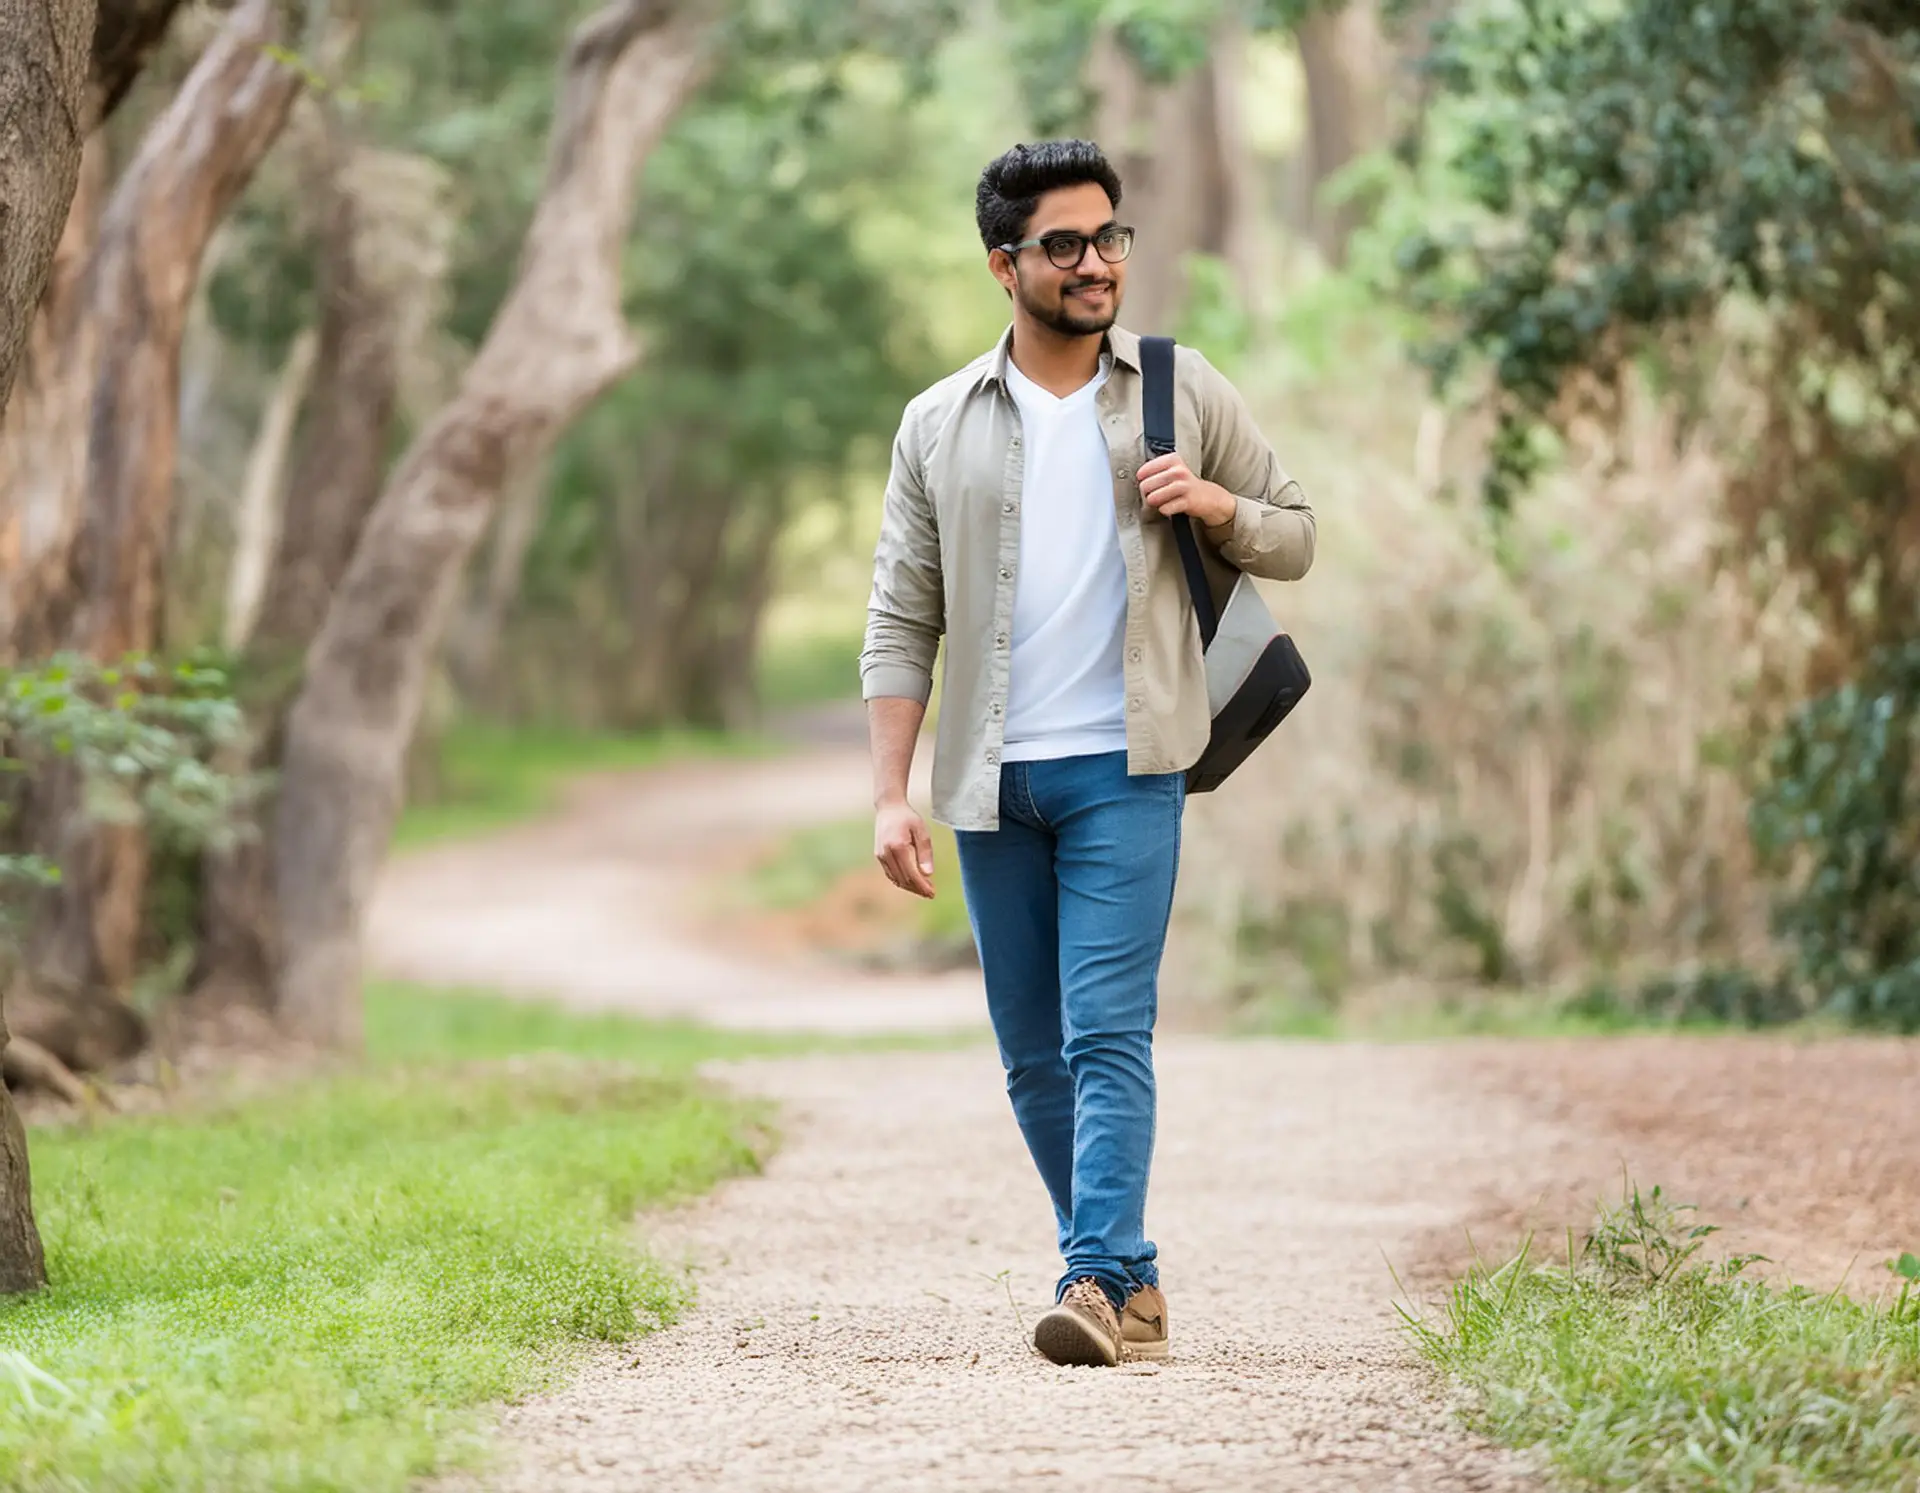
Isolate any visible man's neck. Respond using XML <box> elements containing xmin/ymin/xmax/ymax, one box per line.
<box><xmin>1007</xmin><ymin>317</ymin><xmax>1106</xmax><ymax>398</ymax></box>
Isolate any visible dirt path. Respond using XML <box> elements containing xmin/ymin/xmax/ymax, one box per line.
<box><xmin>368</xmin><ymin>731</ymin><xmax>983</xmax><ymax>1034</ymax></box>
<box><xmin>442</xmin><ymin>1042</ymin><xmax>1551</xmax><ymax>1493</ymax></box>
<box><xmin>379</xmin><ymin>718</ymin><xmax>1917</xmax><ymax>1491</ymax></box>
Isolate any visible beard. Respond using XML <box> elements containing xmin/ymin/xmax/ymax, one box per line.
<box><xmin>1017</xmin><ymin>271</ymin><xmax>1120</xmax><ymax>336</ymax></box>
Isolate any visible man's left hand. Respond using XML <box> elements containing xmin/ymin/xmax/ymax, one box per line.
<box><xmin>1136</xmin><ymin>453</ymin><xmax>1237</xmax><ymax>529</ymax></box>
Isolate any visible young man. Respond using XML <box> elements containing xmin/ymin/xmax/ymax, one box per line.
<box><xmin>861</xmin><ymin>140</ymin><xmax>1315</xmax><ymax>1367</ymax></box>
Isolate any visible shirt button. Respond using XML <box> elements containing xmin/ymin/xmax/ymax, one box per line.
<box><xmin>990</xmin><ymin>702</ymin><xmax>1003</xmax><ymax>716</ymax></box>
<box><xmin>1128</xmin><ymin>646</ymin><xmax>1142</xmax><ymax>663</ymax></box>
<box><xmin>986</xmin><ymin>750</ymin><xmax>999</xmax><ymax>765</ymax></box>
<box><xmin>1128</xmin><ymin>697</ymin><xmax>1142</xmax><ymax>712</ymax></box>
<box><xmin>1002</xmin><ymin>501</ymin><xmax>1015</xmax><ymax>514</ymax></box>
<box><xmin>1131</xmin><ymin>578</ymin><xmax>1145</xmax><ymax>594</ymax></box>
<box><xmin>995</xmin><ymin>633</ymin><xmax>1008</xmax><ymax>648</ymax></box>
<box><xmin>999</xmin><ymin>567</ymin><xmax>1013</xmax><ymax>581</ymax></box>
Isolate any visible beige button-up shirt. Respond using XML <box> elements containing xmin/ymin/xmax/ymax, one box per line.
<box><xmin>861</xmin><ymin>324</ymin><xmax>1314</xmax><ymax>831</ymax></box>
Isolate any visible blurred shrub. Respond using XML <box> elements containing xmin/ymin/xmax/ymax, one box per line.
<box><xmin>0</xmin><ymin>656</ymin><xmax>253</xmax><ymax>956</ymax></box>
<box><xmin>1751</xmin><ymin>640</ymin><xmax>1920</xmax><ymax>1030</ymax></box>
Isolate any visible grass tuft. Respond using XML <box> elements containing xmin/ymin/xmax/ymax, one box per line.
<box><xmin>1408</xmin><ymin>1183</ymin><xmax>1920</xmax><ymax>1491</ymax></box>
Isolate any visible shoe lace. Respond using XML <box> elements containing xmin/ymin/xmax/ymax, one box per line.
<box><xmin>1064</xmin><ymin>1277</ymin><xmax>1117</xmax><ymax>1325</ymax></box>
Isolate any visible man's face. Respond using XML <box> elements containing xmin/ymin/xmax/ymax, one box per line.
<box><xmin>992</xmin><ymin>181</ymin><xmax>1127</xmax><ymax>337</ymax></box>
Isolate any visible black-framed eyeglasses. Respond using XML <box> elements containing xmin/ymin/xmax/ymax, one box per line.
<box><xmin>998</xmin><ymin>225</ymin><xmax>1135</xmax><ymax>270</ymax></box>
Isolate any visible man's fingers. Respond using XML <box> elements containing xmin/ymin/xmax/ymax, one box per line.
<box><xmin>879</xmin><ymin>838</ymin><xmax>934</xmax><ymax>899</ymax></box>
<box><xmin>899</xmin><ymin>838</ymin><xmax>935</xmax><ymax>898</ymax></box>
<box><xmin>1137</xmin><ymin>452</ymin><xmax>1181</xmax><ymax>480</ymax></box>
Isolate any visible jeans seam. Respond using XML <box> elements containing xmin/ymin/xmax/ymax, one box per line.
<box><xmin>1023</xmin><ymin>763</ymin><xmax>1049</xmax><ymax>830</ymax></box>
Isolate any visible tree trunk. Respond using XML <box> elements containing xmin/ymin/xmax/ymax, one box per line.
<box><xmin>1087</xmin><ymin>24</ymin><xmax>1244</xmax><ymax>334</ymax></box>
<box><xmin>0</xmin><ymin>137</ymin><xmax>105</xmax><ymax>662</ymax></box>
<box><xmin>195</xmin><ymin>111</ymin><xmax>401</xmax><ymax>1014</ymax></box>
<box><xmin>91</xmin><ymin>0</ymin><xmax>191</xmax><ymax>124</ymax></box>
<box><xmin>1</xmin><ymin>0</ymin><xmax>200</xmax><ymax>665</ymax></box>
<box><xmin>1295</xmin><ymin>0</ymin><xmax>1392</xmax><ymax>268</ymax></box>
<box><xmin>0</xmin><ymin>0</ymin><xmax>97</xmax><ymax>1299</ymax></box>
<box><xmin>30</xmin><ymin>0</ymin><xmax>305</xmax><ymax>1011</ymax></box>
<box><xmin>447</xmin><ymin>458</ymin><xmax>547</xmax><ymax>703</ymax></box>
<box><xmin>223</xmin><ymin>326</ymin><xmax>319</xmax><ymax>651</ymax></box>
<box><xmin>274</xmin><ymin>0</ymin><xmax>718</xmax><ymax>1045</ymax></box>
<box><xmin>70</xmin><ymin>0</ymin><xmax>305</xmax><ymax>661</ymax></box>
<box><xmin>0</xmin><ymin>0</ymin><xmax>97</xmax><ymax>415</ymax></box>
<box><xmin>0</xmin><ymin>1023</ymin><xmax>46</xmax><ymax>1293</ymax></box>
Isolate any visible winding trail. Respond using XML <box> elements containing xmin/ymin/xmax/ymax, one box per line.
<box><xmin>373</xmin><ymin>715</ymin><xmax>1918</xmax><ymax>1492</ymax></box>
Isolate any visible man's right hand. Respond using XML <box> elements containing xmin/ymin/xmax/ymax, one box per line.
<box><xmin>874</xmin><ymin>798</ymin><xmax>936</xmax><ymax>900</ymax></box>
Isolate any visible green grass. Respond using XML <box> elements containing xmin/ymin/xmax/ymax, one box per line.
<box><xmin>1408</xmin><ymin>1183</ymin><xmax>1920</xmax><ymax>1491</ymax></box>
<box><xmin>0</xmin><ymin>988</ymin><xmax>783</xmax><ymax>1493</ymax></box>
<box><xmin>363</xmin><ymin>980</ymin><xmax>977</xmax><ymax>1065</ymax></box>
<box><xmin>393</xmin><ymin>722</ymin><xmax>765</xmax><ymax>849</ymax></box>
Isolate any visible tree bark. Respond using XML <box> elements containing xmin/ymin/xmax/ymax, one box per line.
<box><xmin>0</xmin><ymin>0</ymin><xmax>96</xmax><ymax>1299</ymax></box>
<box><xmin>1087</xmin><ymin>23</ymin><xmax>1245</xmax><ymax>334</ymax></box>
<box><xmin>91</xmin><ymin>0</ymin><xmax>190</xmax><ymax>124</ymax></box>
<box><xmin>70</xmin><ymin>0</ymin><xmax>305</xmax><ymax>661</ymax></box>
<box><xmin>273</xmin><ymin>0</ymin><xmax>717</xmax><ymax>1045</ymax></box>
<box><xmin>0</xmin><ymin>136</ymin><xmax>104</xmax><ymax>662</ymax></box>
<box><xmin>1295</xmin><ymin>0</ymin><xmax>1392</xmax><ymax>268</ymax></box>
<box><xmin>223</xmin><ymin>325</ymin><xmax>319</xmax><ymax>652</ymax></box>
<box><xmin>28</xmin><ymin>0</ymin><xmax>305</xmax><ymax>1012</ymax></box>
<box><xmin>0</xmin><ymin>0</ymin><xmax>96</xmax><ymax>414</ymax></box>
<box><xmin>447</xmin><ymin>458</ymin><xmax>547</xmax><ymax>702</ymax></box>
<box><xmin>195</xmin><ymin>111</ymin><xmax>400</xmax><ymax>1014</ymax></box>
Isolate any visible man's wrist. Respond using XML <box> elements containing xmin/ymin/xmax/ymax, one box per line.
<box><xmin>1203</xmin><ymin>486</ymin><xmax>1239</xmax><ymax>531</ymax></box>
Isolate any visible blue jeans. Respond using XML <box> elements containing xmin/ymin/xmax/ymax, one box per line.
<box><xmin>954</xmin><ymin>750</ymin><xmax>1185</xmax><ymax>1311</ymax></box>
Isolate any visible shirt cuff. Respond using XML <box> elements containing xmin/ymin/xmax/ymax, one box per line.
<box><xmin>860</xmin><ymin>662</ymin><xmax>934</xmax><ymax>706</ymax></box>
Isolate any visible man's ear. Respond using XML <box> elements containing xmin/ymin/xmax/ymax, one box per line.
<box><xmin>988</xmin><ymin>247</ymin><xmax>1018</xmax><ymax>296</ymax></box>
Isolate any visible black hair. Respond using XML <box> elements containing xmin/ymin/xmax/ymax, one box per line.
<box><xmin>975</xmin><ymin>140</ymin><xmax>1123</xmax><ymax>252</ymax></box>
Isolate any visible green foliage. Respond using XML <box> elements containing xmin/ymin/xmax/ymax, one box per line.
<box><xmin>1750</xmin><ymin>640</ymin><xmax>1920</xmax><ymax>1029</ymax></box>
<box><xmin>1410</xmin><ymin>1183</ymin><xmax>1920</xmax><ymax>1491</ymax></box>
<box><xmin>0</xmin><ymin>991</ymin><xmax>765</xmax><ymax>1492</ymax></box>
<box><xmin>0</xmin><ymin>656</ymin><xmax>252</xmax><ymax>949</ymax></box>
<box><xmin>993</xmin><ymin>0</ymin><xmax>1349</xmax><ymax>130</ymax></box>
<box><xmin>512</xmin><ymin>39</ymin><xmax>951</xmax><ymax>725</ymax></box>
<box><xmin>1402</xmin><ymin>0</ymin><xmax>1920</xmax><ymax>563</ymax></box>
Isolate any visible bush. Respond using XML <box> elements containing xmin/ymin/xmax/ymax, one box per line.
<box><xmin>0</xmin><ymin>654</ymin><xmax>252</xmax><ymax>952</ymax></box>
<box><xmin>1751</xmin><ymin>640</ymin><xmax>1920</xmax><ymax>1030</ymax></box>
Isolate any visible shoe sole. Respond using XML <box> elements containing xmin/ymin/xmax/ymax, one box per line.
<box><xmin>1033</xmin><ymin>1306</ymin><xmax>1120</xmax><ymax>1367</ymax></box>
<box><xmin>1123</xmin><ymin>1337</ymin><xmax>1170</xmax><ymax>1361</ymax></box>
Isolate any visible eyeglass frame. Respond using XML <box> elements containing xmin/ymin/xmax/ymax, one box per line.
<box><xmin>995</xmin><ymin>223</ymin><xmax>1136</xmax><ymax>270</ymax></box>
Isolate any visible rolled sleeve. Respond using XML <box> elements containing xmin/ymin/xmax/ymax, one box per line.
<box><xmin>859</xmin><ymin>408</ymin><xmax>944</xmax><ymax>704</ymax></box>
<box><xmin>1192</xmin><ymin>350</ymin><xmax>1316</xmax><ymax>582</ymax></box>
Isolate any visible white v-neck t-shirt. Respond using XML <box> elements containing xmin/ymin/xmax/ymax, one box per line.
<box><xmin>999</xmin><ymin>355</ymin><xmax>1130</xmax><ymax>764</ymax></box>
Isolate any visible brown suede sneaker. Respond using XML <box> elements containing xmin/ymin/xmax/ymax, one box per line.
<box><xmin>1033</xmin><ymin>1277</ymin><xmax>1123</xmax><ymax>1367</ymax></box>
<box><xmin>1120</xmin><ymin>1283</ymin><xmax>1169</xmax><ymax>1361</ymax></box>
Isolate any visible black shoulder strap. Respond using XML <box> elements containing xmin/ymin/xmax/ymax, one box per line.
<box><xmin>1139</xmin><ymin>334</ymin><xmax>1218</xmax><ymax>648</ymax></box>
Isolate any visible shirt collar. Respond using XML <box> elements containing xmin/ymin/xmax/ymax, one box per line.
<box><xmin>976</xmin><ymin>322</ymin><xmax>1142</xmax><ymax>392</ymax></box>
